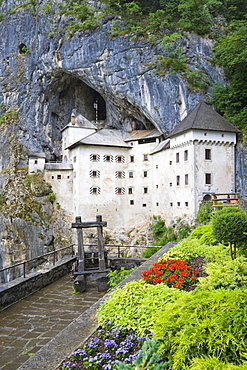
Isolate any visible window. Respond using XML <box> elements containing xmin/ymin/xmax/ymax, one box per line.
<box><xmin>51</xmin><ymin>176</ymin><xmax>54</xmax><ymax>179</ymax></box>
<box><xmin>90</xmin><ymin>187</ymin><xmax>101</xmax><ymax>194</ymax></box>
<box><xmin>130</xmin><ymin>156</ymin><xmax>134</xmax><ymax>163</ymax></box>
<box><xmin>205</xmin><ymin>149</ymin><xmax>211</xmax><ymax>160</ymax></box>
<box><xmin>34</xmin><ymin>159</ymin><xmax>38</xmax><ymax>164</ymax></box>
<box><xmin>143</xmin><ymin>187</ymin><xmax>148</xmax><ymax>194</ymax></box>
<box><xmin>104</xmin><ymin>155</ymin><xmax>112</xmax><ymax>162</ymax></box>
<box><xmin>169</xmin><ymin>182</ymin><xmax>172</xmax><ymax>187</ymax></box>
<box><xmin>128</xmin><ymin>187</ymin><xmax>133</xmax><ymax>194</ymax></box>
<box><xmin>142</xmin><ymin>204</ymin><xmax>147</xmax><ymax>207</ymax></box>
<box><xmin>177</xmin><ymin>202</ymin><xmax>180</xmax><ymax>206</ymax></box>
<box><xmin>170</xmin><ymin>202</ymin><xmax>173</xmax><ymax>207</ymax></box>
<box><xmin>185</xmin><ymin>174</ymin><xmax>188</xmax><ymax>185</ymax></box>
<box><xmin>156</xmin><ymin>165</ymin><xmax>158</xmax><ymax>169</ymax></box>
<box><xmin>90</xmin><ymin>154</ymin><xmax>100</xmax><ymax>162</ymax></box>
<box><xmin>156</xmin><ymin>185</ymin><xmax>158</xmax><ymax>188</ymax></box>
<box><xmin>143</xmin><ymin>171</ymin><xmax>147</xmax><ymax>177</ymax></box>
<box><xmin>205</xmin><ymin>173</ymin><xmax>212</xmax><ymax>185</ymax></box>
<box><xmin>184</xmin><ymin>150</ymin><xmax>188</xmax><ymax>161</ymax></box>
<box><xmin>115</xmin><ymin>187</ymin><xmax>125</xmax><ymax>194</ymax></box>
<box><xmin>169</xmin><ymin>161</ymin><xmax>172</xmax><ymax>165</ymax></box>
<box><xmin>90</xmin><ymin>170</ymin><xmax>100</xmax><ymax>178</ymax></box>
<box><xmin>73</xmin><ymin>156</ymin><xmax>77</xmax><ymax>163</ymax></box>
<box><xmin>156</xmin><ymin>202</ymin><xmax>159</xmax><ymax>206</ymax></box>
<box><xmin>129</xmin><ymin>171</ymin><xmax>134</xmax><ymax>178</ymax></box>
<box><xmin>57</xmin><ymin>174</ymin><xmax>61</xmax><ymax>179</ymax></box>
<box><xmin>130</xmin><ymin>200</ymin><xmax>134</xmax><ymax>205</ymax></box>
<box><xmin>143</xmin><ymin>154</ymin><xmax>148</xmax><ymax>161</ymax></box>
<box><xmin>176</xmin><ymin>176</ymin><xmax>180</xmax><ymax>186</ymax></box>
<box><xmin>176</xmin><ymin>152</ymin><xmax>179</xmax><ymax>163</ymax></box>
<box><xmin>185</xmin><ymin>202</ymin><xmax>189</xmax><ymax>207</ymax></box>
<box><xmin>115</xmin><ymin>155</ymin><xmax>125</xmax><ymax>163</ymax></box>
<box><xmin>115</xmin><ymin>171</ymin><xmax>125</xmax><ymax>178</ymax></box>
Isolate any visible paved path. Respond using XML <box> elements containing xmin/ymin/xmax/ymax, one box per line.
<box><xmin>0</xmin><ymin>274</ymin><xmax>105</xmax><ymax>370</ymax></box>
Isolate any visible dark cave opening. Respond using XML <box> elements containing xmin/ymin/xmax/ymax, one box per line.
<box><xmin>48</xmin><ymin>73</ymin><xmax>107</xmax><ymax>130</ymax></box>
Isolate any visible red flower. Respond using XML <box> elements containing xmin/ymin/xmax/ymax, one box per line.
<box><xmin>179</xmin><ymin>271</ymin><xmax>189</xmax><ymax>277</ymax></box>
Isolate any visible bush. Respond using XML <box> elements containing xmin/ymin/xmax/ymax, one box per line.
<box><xmin>198</xmin><ymin>256</ymin><xmax>247</xmax><ymax>291</ymax></box>
<box><xmin>97</xmin><ymin>281</ymin><xmax>185</xmax><ymax>335</ymax></box>
<box><xmin>212</xmin><ymin>208</ymin><xmax>247</xmax><ymax>259</ymax></box>
<box><xmin>153</xmin><ymin>289</ymin><xmax>247</xmax><ymax>369</ymax></box>
<box><xmin>188</xmin><ymin>357</ymin><xmax>247</xmax><ymax>370</ymax></box>
<box><xmin>170</xmin><ymin>238</ymin><xmax>211</xmax><ymax>258</ymax></box>
<box><xmin>142</xmin><ymin>247</ymin><xmax>160</xmax><ymax>258</ymax></box>
<box><xmin>107</xmin><ymin>267</ymin><xmax>136</xmax><ymax>289</ymax></box>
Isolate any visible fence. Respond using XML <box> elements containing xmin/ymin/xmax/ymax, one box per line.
<box><xmin>0</xmin><ymin>244</ymin><xmax>159</xmax><ymax>280</ymax></box>
<box><xmin>0</xmin><ymin>244</ymin><xmax>75</xmax><ymax>280</ymax></box>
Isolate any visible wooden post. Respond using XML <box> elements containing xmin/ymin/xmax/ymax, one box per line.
<box><xmin>76</xmin><ymin>216</ymin><xmax>85</xmax><ymax>272</ymax></box>
<box><xmin>96</xmin><ymin>215</ymin><xmax>106</xmax><ymax>270</ymax></box>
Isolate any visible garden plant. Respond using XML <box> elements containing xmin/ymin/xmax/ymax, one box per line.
<box><xmin>59</xmin><ymin>209</ymin><xmax>247</xmax><ymax>369</ymax></box>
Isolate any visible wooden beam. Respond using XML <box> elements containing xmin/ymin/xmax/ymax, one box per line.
<box><xmin>75</xmin><ymin>216</ymin><xmax>85</xmax><ymax>272</ymax></box>
<box><xmin>72</xmin><ymin>221</ymin><xmax>107</xmax><ymax>229</ymax></box>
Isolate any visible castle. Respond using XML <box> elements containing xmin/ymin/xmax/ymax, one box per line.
<box><xmin>29</xmin><ymin>102</ymin><xmax>239</xmax><ymax>238</ymax></box>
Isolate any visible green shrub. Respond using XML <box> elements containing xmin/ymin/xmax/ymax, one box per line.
<box><xmin>189</xmin><ymin>224</ymin><xmax>213</xmax><ymax>241</ymax></box>
<box><xmin>195</xmin><ymin>202</ymin><xmax>213</xmax><ymax>225</ymax></box>
<box><xmin>189</xmin><ymin>357</ymin><xmax>247</xmax><ymax>370</ymax></box>
<box><xmin>153</xmin><ymin>289</ymin><xmax>247</xmax><ymax>369</ymax></box>
<box><xmin>170</xmin><ymin>238</ymin><xmax>210</xmax><ymax>258</ymax></box>
<box><xmin>198</xmin><ymin>256</ymin><xmax>247</xmax><ymax>291</ymax></box>
<box><xmin>116</xmin><ymin>337</ymin><xmax>169</xmax><ymax>369</ymax></box>
<box><xmin>212</xmin><ymin>208</ymin><xmax>247</xmax><ymax>259</ymax></box>
<box><xmin>107</xmin><ymin>267</ymin><xmax>136</xmax><ymax>289</ymax></box>
<box><xmin>97</xmin><ymin>281</ymin><xmax>185</xmax><ymax>335</ymax></box>
<box><xmin>142</xmin><ymin>247</ymin><xmax>160</xmax><ymax>258</ymax></box>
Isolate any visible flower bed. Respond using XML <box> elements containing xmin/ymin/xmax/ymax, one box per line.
<box><xmin>59</xmin><ymin>323</ymin><xmax>155</xmax><ymax>370</ymax></box>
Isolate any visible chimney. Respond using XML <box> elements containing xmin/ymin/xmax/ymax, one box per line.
<box><xmin>71</xmin><ymin>113</ymin><xmax>75</xmax><ymax>125</ymax></box>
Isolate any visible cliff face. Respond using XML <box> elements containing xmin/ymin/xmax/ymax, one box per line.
<box><xmin>0</xmin><ymin>0</ymin><xmax>245</xmax><ymax>272</ymax></box>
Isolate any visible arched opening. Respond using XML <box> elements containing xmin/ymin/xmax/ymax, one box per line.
<box><xmin>203</xmin><ymin>194</ymin><xmax>212</xmax><ymax>201</ymax></box>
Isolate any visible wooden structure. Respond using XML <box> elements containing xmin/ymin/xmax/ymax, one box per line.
<box><xmin>72</xmin><ymin>215</ymin><xmax>110</xmax><ymax>292</ymax></box>
<box><xmin>212</xmin><ymin>193</ymin><xmax>239</xmax><ymax>208</ymax></box>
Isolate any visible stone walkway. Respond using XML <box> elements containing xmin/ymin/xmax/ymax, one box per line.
<box><xmin>0</xmin><ymin>274</ymin><xmax>105</xmax><ymax>370</ymax></box>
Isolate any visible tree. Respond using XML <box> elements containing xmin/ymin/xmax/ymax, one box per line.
<box><xmin>212</xmin><ymin>208</ymin><xmax>247</xmax><ymax>259</ymax></box>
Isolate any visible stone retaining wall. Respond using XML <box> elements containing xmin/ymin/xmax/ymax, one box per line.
<box><xmin>0</xmin><ymin>257</ymin><xmax>76</xmax><ymax>310</ymax></box>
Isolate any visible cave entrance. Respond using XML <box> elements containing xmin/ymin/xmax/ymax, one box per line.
<box><xmin>49</xmin><ymin>73</ymin><xmax>107</xmax><ymax>129</ymax></box>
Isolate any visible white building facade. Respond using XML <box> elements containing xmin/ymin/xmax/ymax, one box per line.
<box><xmin>29</xmin><ymin>102</ymin><xmax>239</xmax><ymax>236</ymax></box>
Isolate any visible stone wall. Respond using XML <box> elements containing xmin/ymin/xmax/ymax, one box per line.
<box><xmin>0</xmin><ymin>256</ymin><xmax>76</xmax><ymax>310</ymax></box>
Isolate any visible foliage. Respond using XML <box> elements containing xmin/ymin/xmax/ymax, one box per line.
<box><xmin>107</xmin><ymin>267</ymin><xmax>137</xmax><ymax>289</ymax></box>
<box><xmin>61</xmin><ymin>323</ymin><xmax>153</xmax><ymax>370</ymax></box>
<box><xmin>170</xmin><ymin>238</ymin><xmax>210</xmax><ymax>259</ymax></box>
<box><xmin>141</xmin><ymin>258</ymin><xmax>199</xmax><ymax>289</ymax></box>
<box><xmin>212</xmin><ymin>208</ymin><xmax>247</xmax><ymax>259</ymax></box>
<box><xmin>198</xmin><ymin>256</ymin><xmax>247</xmax><ymax>290</ymax></box>
<box><xmin>47</xmin><ymin>191</ymin><xmax>56</xmax><ymax>203</ymax></box>
<box><xmin>212</xmin><ymin>21</ymin><xmax>247</xmax><ymax>130</ymax></box>
<box><xmin>186</xmin><ymin>69</ymin><xmax>210</xmax><ymax>92</ymax></box>
<box><xmin>188</xmin><ymin>224</ymin><xmax>216</xmax><ymax>245</ymax></box>
<box><xmin>158</xmin><ymin>250</ymin><xmax>194</xmax><ymax>263</ymax></box>
<box><xmin>188</xmin><ymin>357</ymin><xmax>247</xmax><ymax>370</ymax></box>
<box><xmin>141</xmin><ymin>247</ymin><xmax>160</xmax><ymax>258</ymax></box>
<box><xmin>195</xmin><ymin>202</ymin><xmax>213</xmax><ymax>225</ymax></box>
<box><xmin>116</xmin><ymin>337</ymin><xmax>170</xmax><ymax>369</ymax></box>
<box><xmin>97</xmin><ymin>281</ymin><xmax>185</xmax><ymax>335</ymax></box>
<box><xmin>151</xmin><ymin>218</ymin><xmax>192</xmax><ymax>248</ymax></box>
<box><xmin>153</xmin><ymin>289</ymin><xmax>247</xmax><ymax>369</ymax></box>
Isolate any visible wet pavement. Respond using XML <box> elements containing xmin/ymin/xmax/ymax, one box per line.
<box><xmin>0</xmin><ymin>274</ymin><xmax>105</xmax><ymax>370</ymax></box>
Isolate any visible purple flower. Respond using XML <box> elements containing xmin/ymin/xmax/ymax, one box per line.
<box><xmin>104</xmin><ymin>339</ymin><xmax>118</xmax><ymax>349</ymax></box>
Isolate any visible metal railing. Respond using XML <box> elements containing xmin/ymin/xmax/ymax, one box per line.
<box><xmin>0</xmin><ymin>244</ymin><xmax>159</xmax><ymax>280</ymax></box>
<box><xmin>0</xmin><ymin>244</ymin><xmax>75</xmax><ymax>279</ymax></box>
<box><xmin>84</xmin><ymin>244</ymin><xmax>160</xmax><ymax>258</ymax></box>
